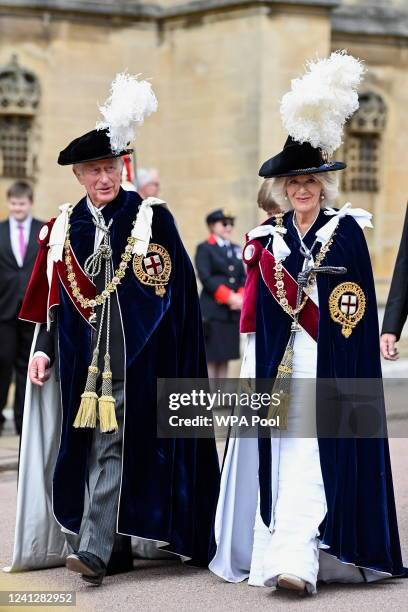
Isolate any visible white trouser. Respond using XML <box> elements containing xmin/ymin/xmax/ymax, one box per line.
<box><xmin>254</xmin><ymin>437</ymin><xmax>327</xmax><ymax>593</ymax></box>
<box><xmin>250</xmin><ymin>298</ymin><xmax>327</xmax><ymax>593</ymax></box>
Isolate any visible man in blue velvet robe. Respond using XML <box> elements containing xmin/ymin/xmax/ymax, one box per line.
<box><xmin>15</xmin><ymin>128</ymin><xmax>220</xmax><ymax>585</ymax></box>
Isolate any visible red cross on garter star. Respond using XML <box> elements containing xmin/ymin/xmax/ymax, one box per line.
<box><xmin>144</xmin><ymin>254</ymin><xmax>163</xmax><ymax>276</ymax></box>
<box><xmin>340</xmin><ymin>293</ymin><xmax>357</xmax><ymax>316</ymax></box>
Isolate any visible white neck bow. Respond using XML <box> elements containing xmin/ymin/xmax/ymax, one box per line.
<box><xmin>247</xmin><ymin>202</ymin><xmax>373</xmax><ymax>262</ymax></box>
<box><xmin>131</xmin><ymin>197</ymin><xmax>167</xmax><ymax>256</ymax></box>
<box><xmin>315</xmin><ymin>202</ymin><xmax>373</xmax><ymax>244</ymax></box>
<box><xmin>247</xmin><ymin>224</ymin><xmax>291</xmax><ymax>261</ymax></box>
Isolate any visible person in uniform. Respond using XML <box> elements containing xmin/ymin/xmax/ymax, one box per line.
<box><xmin>8</xmin><ymin>73</ymin><xmax>220</xmax><ymax>585</ymax></box>
<box><xmin>210</xmin><ymin>52</ymin><xmax>406</xmax><ymax>594</ymax></box>
<box><xmin>195</xmin><ymin>209</ymin><xmax>246</xmax><ymax>378</ymax></box>
<box><xmin>380</xmin><ymin>204</ymin><xmax>408</xmax><ymax>361</ymax></box>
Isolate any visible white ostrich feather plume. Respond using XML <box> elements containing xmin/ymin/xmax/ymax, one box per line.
<box><xmin>96</xmin><ymin>72</ymin><xmax>158</xmax><ymax>153</ymax></box>
<box><xmin>280</xmin><ymin>51</ymin><xmax>366</xmax><ymax>156</ymax></box>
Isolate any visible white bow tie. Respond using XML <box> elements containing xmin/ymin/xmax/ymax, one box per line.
<box><xmin>132</xmin><ymin>197</ymin><xmax>167</xmax><ymax>256</ymax></box>
<box><xmin>315</xmin><ymin>202</ymin><xmax>373</xmax><ymax>244</ymax></box>
<box><xmin>247</xmin><ymin>224</ymin><xmax>291</xmax><ymax>261</ymax></box>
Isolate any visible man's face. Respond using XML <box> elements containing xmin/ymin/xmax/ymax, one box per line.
<box><xmin>73</xmin><ymin>157</ymin><xmax>123</xmax><ymax>206</ymax></box>
<box><xmin>8</xmin><ymin>196</ymin><xmax>33</xmax><ymax>222</ymax></box>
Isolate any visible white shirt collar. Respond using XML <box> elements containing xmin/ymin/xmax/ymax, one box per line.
<box><xmin>214</xmin><ymin>235</ymin><xmax>231</xmax><ymax>247</ymax></box>
<box><xmin>86</xmin><ymin>196</ymin><xmax>108</xmax><ymax>252</ymax></box>
<box><xmin>86</xmin><ymin>195</ymin><xmax>107</xmax><ymax>220</ymax></box>
<box><xmin>9</xmin><ymin>215</ymin><xmax>32</xmax><ymax>230</ymax></box>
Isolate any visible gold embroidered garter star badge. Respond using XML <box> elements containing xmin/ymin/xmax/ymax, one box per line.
<box><xmin>133</xmin><ymin>243</ymin><xmax>172</xmax><ymax>297</ymax></box>
<box><xmin>329</xmin><ymin>282</ymin><xmax>366</xmax><ymax>338</ymax></box>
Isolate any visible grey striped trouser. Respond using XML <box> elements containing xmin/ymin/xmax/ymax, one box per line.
<box><xmin>67</xmin><ymin>381</ymin><xmax>124</xmax><ymax>565</ymax></box>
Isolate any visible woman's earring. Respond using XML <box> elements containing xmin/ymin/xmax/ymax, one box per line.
<box><xmin>321</xmin><ymin>193</ymin><xmax>325</xmax><ymax>201</ymax></box>
<box><xmin>284</xmin><ymin>194</ymin><xmax>288</xmax><ymax>201</ymax></box>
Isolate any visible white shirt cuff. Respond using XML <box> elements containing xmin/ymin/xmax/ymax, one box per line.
<box><xmin>32</xmin><ymin>351</ymin><xmax>50</xmax><ymax>364</ymax></box>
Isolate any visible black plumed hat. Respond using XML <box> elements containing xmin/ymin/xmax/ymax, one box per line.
<box><xmin>259</xmin><ymin>136</ymin><xmax>346</xmax><ymax>178</ymax></box>
<box><xmin>57</xmin><ymin>128</ymin><xmax>133</xmax><ymax>166</ymax></box>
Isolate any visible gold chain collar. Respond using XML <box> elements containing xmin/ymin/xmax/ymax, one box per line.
<box><xmin>64</xmin><ymin>206</ymin><xmax>137</xmax><ymax>312</ymax></box>
<box><xmin>272</xmin><ymin>213</ymin><xmax>334</xmax><ymax>317</ymax></box>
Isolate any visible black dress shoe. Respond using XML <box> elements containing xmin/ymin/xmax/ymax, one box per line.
<box><xmin>66</xmin><ymin>552</ymin><xmax>107</xmax><ymax>586</ymax></box>
<box><xmin>106</xmin><ymin>535</ymin><xmax>134</xmax><ymax>576</ymax></box>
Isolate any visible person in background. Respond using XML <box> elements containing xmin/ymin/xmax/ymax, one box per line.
<box><xmin>136</xmin><ymin>167</ymin><xmax>160</xmax><ymax>199</ymax></box>
<box><xmin>257</xmin><ymin>178</ymin><xmax>281</xmax><ymax>219</ymax></box>
<box><xmin>380</xmin><ymin>204</ymin><xmax>408</xmax><ymax>361</ymax></box>
<box><xmin>195</xmin><ymin>209</ymin><xmax>246</xmax><ymax>378</ymax></box>
<box><xmin>0</xmin><ymin>181</ymin><xmax>43</xmax><ymax>435</ymax></box>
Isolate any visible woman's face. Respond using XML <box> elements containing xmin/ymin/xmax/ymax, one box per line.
<box><xmin>210</xmin><ymin>219</ymin><xmax>234</xmax><ymax>240</ymax></box>
<box><xmin>285</xmin><ymin>175</ymin><xmax>323</xmax><ymax>215</ymax></box>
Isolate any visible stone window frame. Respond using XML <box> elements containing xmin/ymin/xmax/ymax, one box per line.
<box><xmin>0</xmin><ymin>55</ymin><xmax>41</xmax><ymax>180</ymax></box>
<box><xmin>341</xmin><ymin>91</ymin><xmax>387</xmax><ymax>194</ymax></box>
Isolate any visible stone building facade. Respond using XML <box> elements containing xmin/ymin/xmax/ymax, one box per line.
<box><xmin>0</xmin><ymin>0</ymin><xmax>407</xmax><ymax>301</ymax></box>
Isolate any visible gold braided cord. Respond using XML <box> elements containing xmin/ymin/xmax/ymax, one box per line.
<box><xmin>64</xmin><ymin>208</ymin><xmax>137</xmax><ymax>310</ymax></box>
<box><xmin>272</xmin><ymin>213</ymin><xmax>335</xmax><ymax>318</ymax></box>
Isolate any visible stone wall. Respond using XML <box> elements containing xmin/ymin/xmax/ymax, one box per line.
<box><xmin>332</xmin><ymin>0</ymin><xmax>408</xmax><ymax>301</ymax></box>
<box><xmin>1</xmin><ymin>0</ymin><xmax>407</xmax><ymax>301</ymax></box>
<box><xmin>0</xmin><ymin>0</ymin><xmax>333</xmax><ymax>259</ymax></box>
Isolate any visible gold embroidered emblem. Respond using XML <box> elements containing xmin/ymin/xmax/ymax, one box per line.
<box><xmin>329</xmin><ymin>282</ymin><xmax>366</xmax><ymax>338</ymax></box>
<box><xmin>133</xmin><ymin>243</ymin><xmax>171</xmax><ymax>297</ymax></box>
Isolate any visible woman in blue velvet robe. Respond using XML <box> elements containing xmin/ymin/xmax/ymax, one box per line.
<box><xmin>210</xmin><ymin>138</ymin><xmax>406</xmax><ymax>594</ymax></box>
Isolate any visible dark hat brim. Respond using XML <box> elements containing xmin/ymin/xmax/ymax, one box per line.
<box><xmin>58</xmin><ymin>128</ymin><xmax>133</xmax><ymax>166</ymax></box>
<box><xmin>58</xmin><ymin>149</ymin><xmax>133</xmax><ymax>166</ymax></box>
<box><xmin>259</xmin><ymin>137</ymin><xmax>346</xmax><ymax>178</ymax></box>
<box><xmin>265</xmin><ymin>161</ymin><xmax>346</xmax><ymax>178</ymax></box>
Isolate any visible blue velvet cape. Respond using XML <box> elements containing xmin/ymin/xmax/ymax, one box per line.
<box><xmin>256</xmin><ymin>209</ymin><xmax>405</xmax><ymax>577</ymax></box>
<box><xmin>52</xmin><ymin>187</ymin><xmax>220</xmax><ymax>566</ymax></box>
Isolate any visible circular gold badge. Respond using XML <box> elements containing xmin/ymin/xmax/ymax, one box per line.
<box><xmin>133</xmin><ymin>243</ymin><xmax>172</xmax><ymax>297</ymax></box>
<box><xmin>329</xmin><ymin>282</ymin><xmax>366</xmax><ymax>338</ymax></box>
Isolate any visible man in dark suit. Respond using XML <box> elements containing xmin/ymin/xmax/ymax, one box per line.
<box><xmin>381</xmin><ymin>205</ymin><xmax>408</xmax><ymax>361</ymax></box>
<box><xmin>0</xmin><ymin>181</ymin><xmax>42</xmax><ymax>434</ymax></box>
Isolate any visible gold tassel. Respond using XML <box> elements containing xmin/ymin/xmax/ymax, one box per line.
<box><xmin>268</xmin><ymin>342</ymin><xmax>294</xmax><ymax>430</ymax></box>
<box><xmin>73</xmin><ymin>391</ymin><xmax>98</xmax><ymax>428</ymax></box>
<box><xmin>99</xmin><ymin>395</ymin><xmax>118</xmax><ymax>433</ymax></box>
<box><xmin>73</xmin><ymin>348</ymin><xmax>100</xmax><ymax>429</ymax></box>
<box><xmin>98</xmin><ymin>354</ymin><xmax>118</xmax><ymax>433</ymax></box>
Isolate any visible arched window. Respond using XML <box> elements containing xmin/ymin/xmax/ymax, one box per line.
<box><xmin>341</xmin><ymin>92</ymin><xmax>387</xmax><ymax>193</ymax></box>
<box><xmin>0</xmin><ymin>55</ymin><xmax>40</xmax><ymax>179</ymax></box>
